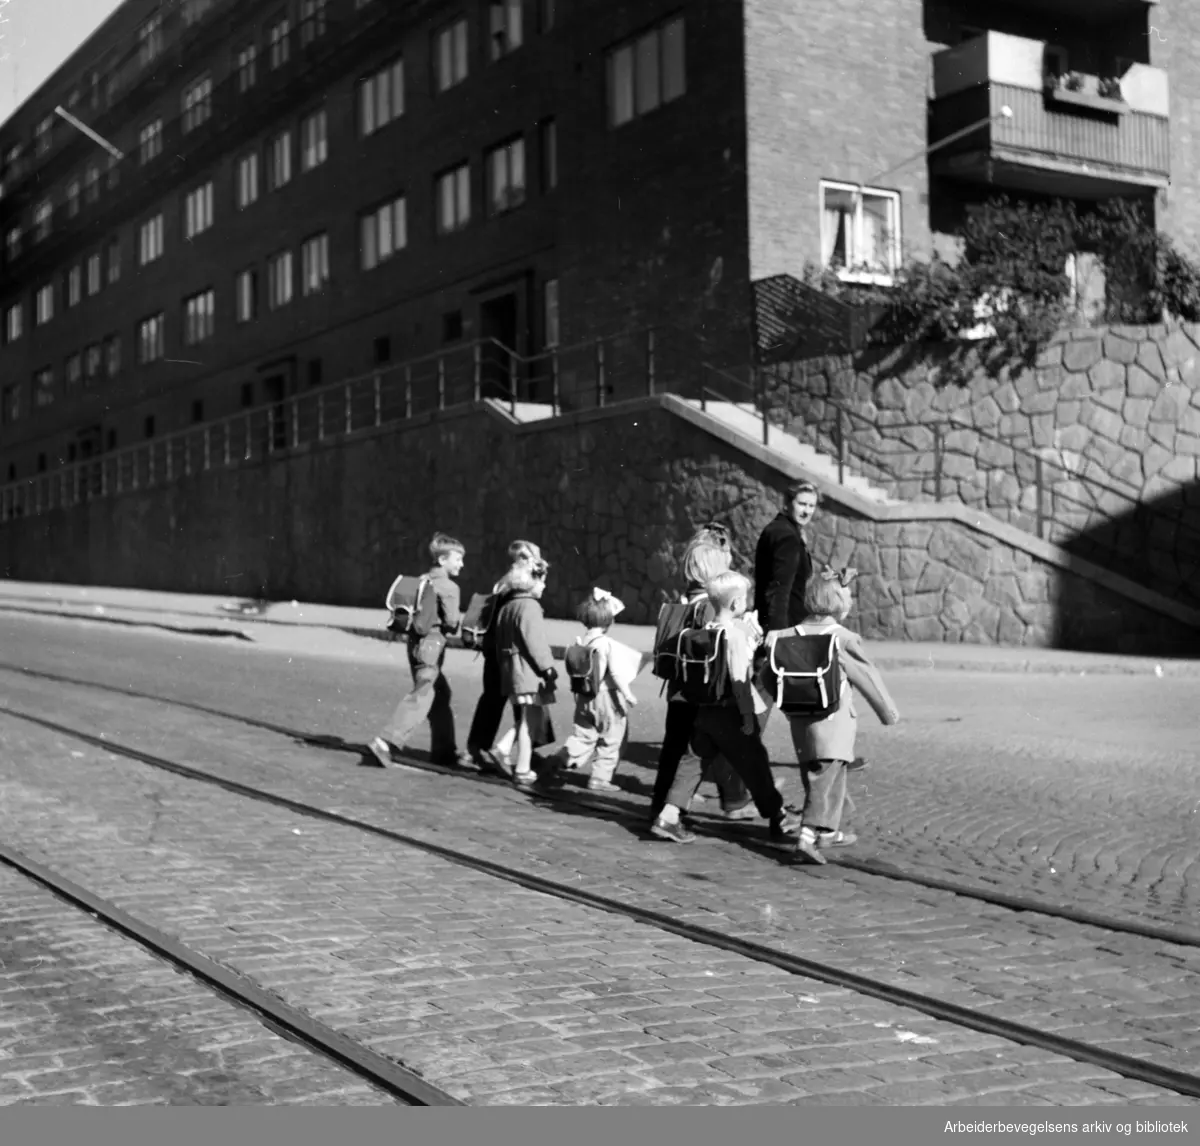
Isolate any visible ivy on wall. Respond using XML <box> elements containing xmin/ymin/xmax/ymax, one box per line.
<box><xmin>798</xmin><ymin>196</ymin><xmax>1200</xmax><ymax>370</ymax></box>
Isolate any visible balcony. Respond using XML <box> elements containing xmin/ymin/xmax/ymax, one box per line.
<box><xmin>929</xmin><ymin>32</ymin><xmax>1169</xmax><ymax>198</ymax></box>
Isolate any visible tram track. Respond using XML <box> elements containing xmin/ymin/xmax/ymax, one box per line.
<box><xmin>1</xmin><ymin>660</ymin><xmax>1197</xmax><ymax>950</ymax></box>
<box><xmin>1</xmin><ymin>698</ymin><xmax>1199</xmax><ymax>1101</ymax></box>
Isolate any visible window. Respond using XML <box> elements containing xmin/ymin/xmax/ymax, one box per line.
<box><xmin>138</xmin><ymin>12</ymin><xmax>164</xmax><ymax>67</ymax></box>
<box><xmin>35</xmin><ymin>116</ymin><xmax>53</xmax><ymax>157</ymax></box>
<box><xmin>300</xmin><ymin>0</ymin><xmax>327</xmax><ymax>45</ymax></box>
<box><xmin>374</xmin><ymin>336</ymin><xmax>391</xmax><ymax>365</ymax></box>
<box><xmin>235</xmin><ymin>268</ymin><xmax>257</xmax><ymax>322</ymax></box>
<box><xmin>442</xmin><ymin>310</ymin><xmax>463</xmax><ymax>343</ymax></box>
<box><xmin>307</xmin><ymin>359</ymin><xmax>323</xmax><ymax>388</ymax></box>
<box><xmin>819</xmin><ymin>181</ymin><xmax>901</xmax><ymax>282</ymax></box>
<box><xmin>487</xmin><ymin>137</ymin><xmax>525</xmax><ymax>214</ymax></box>
<box><xmin>436</xmin><ymin>164</ymin><xmax>470</xmax><ymax>233</ymax></box>
<box><xmin>34</xmin><ymin>200</ymin><xmax>52</xmax><ymax>242</ymax></box>
<box><xmin>301</xmin><ymin>109</ymin><xmax>328</xmax><ymax>170</ymax></box>
<box><xmin>360</xmin><ymin>195</ymin><xmax>407</xmax><ymax>269</ymax></box>
<box><xmin>139</xmin><ymin>214</ymin><xmax>164</xmax><ymax>264</ymax></box>
<box><xmin>301</xmin><ymin>233</ymin><xmax>330</xmax><ymax>295</ymax></box>
<box><xmin>84</xmin><ymin>164</ymin><xmax>100</xmax><ymax>204</ymax></box>
<box><xmin>269</xmin><ymin>131</ymin><xmax>292</xmax><ymax>189</ymax></box>
<box><xmin>107</xmin><ymin>153</ymin><xmax>120</xmax><ymax>190</ymax></box>
<box><xmin>105</xmin><ymin>336</ymin><xmax>121</xmax><ymax>377</ymax></box>
<box><xmin>184</xmin><ymin>181</ymin><xmax>214</xmax><ymax>239</ymax></box>
<box><xmin>237</xmin><ymin>45</ymin><xmax>258</xmax><ymax>92</ymax></box>
<box><xmin>90</xmin><ymin>71</ymin><xmax>101</xmax><ymax>110</ymax></box>
<box><xmin>269</xmin><ymin>18</ymin><xmax>291</xmax><ymax>69</ymax></box>
<box><xmin>539</xmin><ymin>0</ymin><xmax>555</xmax><ymax>32</ymax></box>
<box><xmin>87</xmin><ymin>253</ymin><xmax>102</xmax><ymax>296</ymax></box>
<box><xmin>5</xmin><ymin>303</ymin><xmax>22</xmax><ymax>342</ymax></box>
<box><xmin>35</xmin><ymin>283</ymin><xmax>54</xmax><ymax>326</ymax></box>
<box><xmin>267</xmin><ymin>250</ymin><xmax>293</xmax><ymax>309</ymax></box>
<box><xmin>607</xmin><ymin>16</ymin><xmax>686</xmax><ymax>127</ymax></box>
<box><xmin>67</xmin><ymin>265</ymin><xmax>83</xmax><ymax>307</ymax></box>
<box><xmin>33</xmin><ymin>368</ymin><xmax>54</xmax><ymax>409</ymax></box>
<box><xmin>5</xmin><ymin>227</ymin><xmax>21</xmax><ymax>263</ymax></box>
<box><xmin>182</xmin><ymin>76</ymin><xmax>213</xmax><ymax>133</ymax></box>
<box><xmin>183</xmin><ymin>288</ymin><xmax>215</xmax><ymax>344</ymax></box>
<box><xmin>139</xmin><ymin>119</ymin><xmax>163</xmax><ymax>164</ymax></box>
<box><xmin>539</xmin><ymin>118</ymin><xmax>557</xmax><ymax>192</ymax></box>
<box><xmin>359</xmin><ymin>59</ymin><xmax>404</xmax><ymax>136</ymax></box>
<box><xmin>67</xmin><ymin>180</ymin><xmax>80</xmax><ymax>218</ymax></box>
<box><xmin>236</xmin><ymin>153</ymin><xmax>259</xmax><ymax>208</ymax></box>
<box><xmin>489</xmin><ymin>0</ymin><xmax>523</xmax><ymax>60</ymax></box>
<box><xmin>107</xmin><ymin>239</ymin><xmax>121</xmax><ymax>284</ymax></box>
<box><xmin>2</xmin><ymin>385</ymin><xmax>19</xmax><ymax>424</ymax></box>
<box><xmin>434</xmin><ymin>19</ymin><xmax>469</xmax><ymax>91</ymax></box>
<box><xmin>543</xmin><ymin>278</ymin><xmax>559</xmax><ymax>347</ymax></box>
<box><xmin>183</xmin><ymin>0</ymin><xmax>214</xmax><ymax>27</ymax></box>
<box><xmin>86</xmin><ymin>344</ymin><xmax>103</xmax><ymax>383</ymax></box>
<box><xmin>66</xmin><ymin>353</ymin><xmax>82</xmax><ymax>390</ymax></box>
<box><xmin>138</xmin><ymin>314</ymin><xmax>165</xmax><ymax>363</ymax></box>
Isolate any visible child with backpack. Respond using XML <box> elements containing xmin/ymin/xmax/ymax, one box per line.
<box><xmin>466</xmin><ymin>539</ymin><xmax>544</xmax><ymax>772</ymax></box>
<box><xmin>557</xmin><ymin>588</ymin><xmax>639</xmax><ymax>792</ymax></box>
<box><xmin>369</xmin><ymin>533</ymin><xmax>467</xmax><ymax>769</ymax></box>
<box><xmin>493</xmin><ymin>558</ymin><xmax>558</xmax><ymax>788</ymax></box>
<box><xmin>760</xmin><ymin>566</ymin><xmax>900</xmax><ymax>864</ymax></box>
<box><xmin>653</xmin><ymin>570</ymin><xmax>802</xmax><ymax>844</ymax></box>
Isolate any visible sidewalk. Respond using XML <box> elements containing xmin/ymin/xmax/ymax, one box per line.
<box><xmin>0</xmin><ymin>578</ymin><xmax>1195</xmax><ymax>676</ymax></box>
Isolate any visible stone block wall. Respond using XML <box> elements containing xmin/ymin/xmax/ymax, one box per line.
<box><xmin>1</xmin><ymin>401</ymin><xmax>1194</xmax><ymax>656</ymax></box>
<box><xmin>765</xmin><ymin>322</ymin><xmax>1200</xmax><ymax>609</ymax></box>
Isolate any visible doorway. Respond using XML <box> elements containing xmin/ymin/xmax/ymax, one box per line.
<box><xmin>479</xmin><ymin>292</ymin><xmax>519</xmax><ymax>401</ymax></box>
<box><xmin>263</xmin><ymin>374</ymin><xmax>287</xmax><ymax>452</ymax></box>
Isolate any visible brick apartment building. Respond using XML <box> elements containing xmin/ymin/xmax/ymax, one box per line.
<box><xmin>0</xmin><ymin>0</ymin><xmax>1194</xmax><ymax>483</ymax></box>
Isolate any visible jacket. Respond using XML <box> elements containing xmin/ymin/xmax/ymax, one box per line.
<box><xmin>422</xmin><ymin>565</ymin><xmax>462</xmax><ymax>636</ymax></box>
<box><xmin>493</xmin><ymin>592</ymin><xmax>556</xmax><ymax>697</ymax></box>
<box><xmin>753</xmin><ymin>512</ymin><xmax>813</xmax><ymax>632</ymax></box>
<box><xmin>782</xmin><ymin>618</ymin><xmax>900</xmax><ymax>762</ymax></box>
<box><xmin>480</xmin><ymin>575</ymin><xmax>517</xmax><ymax>659</ymax></box>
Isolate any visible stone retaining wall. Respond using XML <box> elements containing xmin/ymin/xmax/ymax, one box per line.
<box><xmin>1</xmin><ymin>402</ymin><xmax>1194</xmax><ymax>655</ymax></box>
<box><xmin>766</xmin><ymin>322</ymin><xmax>1200</xmax><ymax>609</ymax></box>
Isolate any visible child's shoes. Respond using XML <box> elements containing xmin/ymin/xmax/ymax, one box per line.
<box><xmin>587</xmin><ymin>777</ymin><xmax>620</xmax><ymax>793</ymax></box>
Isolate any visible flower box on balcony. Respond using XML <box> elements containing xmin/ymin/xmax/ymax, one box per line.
<box><xmin>1045</xmin><ymin>84</ymin><xmax>1130</xmax><ymax>116</ymax></box>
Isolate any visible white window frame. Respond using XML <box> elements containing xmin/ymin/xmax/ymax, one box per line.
<box><xmin>435</xmin><ymin>19</ymin><xmax>469</xmax><ymax>92</ymax></box>
<box><xmin>34</xmin><ymin>200</ymin><xmax>52</xmax><ymax>241</ymax></box>
<box><xmin>5</xmin><ymin>227</ymin><xmax>21</xmax><ymax>263</ymax></box>
<box><xmin>300</xmin><ymin>0</ymin><xmax>327</xmax><ymax>46</ymax></box>
<box><xmin>107</xmin><ymin>239</ymin><xmax>121</xmax><ymax>284</ymax></box>
<box><xmin>269</xmin><ymin>130</ymin><xmax>293</xmax><ymax>189</ymax></box>
<box><xmin>105</xmin><ymin>335</ymin><xmax>121</xmax><ymax>377</ymax></box>
<box><xmin>66</xmin><ymin>353</ymin><xmax>83</xmax><ymax>389</ymax></box>
<box><xmin>67</xmin><ymin>265</ymin><xmax>83</xmax><ymax>307</ymax></box>
<box><xmin>138</xmin><ymin>313</ymin><xmax>165</xmax><ymax>363</ymax></box>
<box><xmin>436</xmin><ymin>164</ymin><xmax>470</xmax><ymax>234</ymax></box>
<box><xmin>359</xmin><ymin>59</ymin><xmax>405</xmax><ymax>136</ymax></box>
<box><xmin>487</xmin><ymin>137</ymin><xmax>526</xmax><ymax>215</ymax></box>
<box><xmin>488</xmin><ymin>0</ymin><xmax>523</xmax><ymax>60</ymax></box>
<box><xmin>33</xmin><ymin>368</ymin><xmax>55</xmax><ymax>409</ymax></box>
<box><xmin>139</xmin><ymin>214</ymin><xmax>164</xmax><ymax>265</ymax></box>
<box><xmin>237</xmin><ymin>153</ymin><xmax>259</xmax><ymax>208</ymax></box>
<box><xmin>139</xmin><ymin>119</ymin><xmax>163</xmax><ymax>165</ymax></box>
<box><xmin>237</xmin><ymin>45</ymin><xmax>258</xmax><ymax>92</ymax></box>
<box><xmin>5</xmin><ymin>303</ymin><xmax>22</xmax><ymax>342</ymax></box>
<box><xmin>67</xmin><ymin>180</ymin><xmax>81</xmax><ymax>217</ymax></box>
<box><xmin>607</xmin><ymin>16</ymin><xmax>686</xmax><ymax>128</ymax></box>
<box><xmin>269</xmin><ymin>18</ymin><xmax>291</xmax><ymax>69</ymax></box>
<box><xmin>184</xmin><ymin>181</ymin><xmax>214</xmax><ymax>239</ymax></box>
<box><xmin>301</xmin><ymin>233</ymin><xmax>330</xmax><ymax>295</ymax></box>
<box><xmin>35</xmin><ymin>283</ymin><xmax>54</xmax><ymax>326</ymax></box>
<box><xmin>301</xmin><ymin>109</ymin><xmax>328</xmax><ymax>171</ymax></box>
<box><xmin>267</xmin><ymin>250</ymin><xmax>294</xmax><ymax>309</ymax></box>
<box><xmin>84</xmin><ymin>164</ymin><xmax>100</xmax><ymax>203</ymax></box>
<box><xmin>183</xmin><ymin>288</ymin><xmax>215</xmax><ymax>345</ymax></box>
<box><xmin>360</xmin><ymin>195</ymin><xmax>407</xmax><ymax>270</ymax></box>
<box><xmin>818</xmin><ymin>180</ymin><xmax>902</xmax><ymax>285</ymax></box>
<box><xmin>236</xmin><ymin>268</ymin><xmax>257</xmax><ymax>323</ymax></box>
<box><xmin>182</xmin><ymin>75</ymin><xmax>213</xmax><ymax>133</ymax></box>
<box><xmin>87</xmin><ymin>253</ymin><xmax>102</xmax><ymax>296</ymax></box>
<box><xmin>138</xmin><ymin>12</ymin><xmax>164</xmax><ymax>67</ymax></box>
<box><xmin>35</xmin><ymin>116</ymin><xmax>54</xmax><ymax>156</ymax></box>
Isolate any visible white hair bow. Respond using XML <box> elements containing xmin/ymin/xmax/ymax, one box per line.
<box><xmin>592</xmin><ymin>586</ymin><xmax>626</xmax><ymax>617</ymax></box>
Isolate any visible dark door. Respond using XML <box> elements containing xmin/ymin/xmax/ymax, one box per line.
<box><xmin>479</xmin><ymin>293</ymin><xmax>519</xmax><ymax>401</ymax></box>
<box><xmin>263</xmin><ymin>374</ymin><xmax>287</xmax><ymax>452</ymax></box>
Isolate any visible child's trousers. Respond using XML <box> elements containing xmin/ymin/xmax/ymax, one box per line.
<box><xmin>798</xmin><ymin>758</ymin><xmax>848</xmax><ymax>833</ymax></box>
<box><xmin>562</xmin><ymin>710</ymin><xmax>627</xmax><ymax>783</ymax></box>
<box><xmin>691</xmin><ymin>705</ymin><xmax>785</xmax><ymax>821</ymax></box>
<box><xmin>379</xmin><ymin>638</ymin><xmax>456</xmax><ymax>761</ymax></box>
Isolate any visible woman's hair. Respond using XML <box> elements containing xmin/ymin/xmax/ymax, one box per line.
<box><xmin>507</xmin><ymin>559</ymin><xmax>550</xmax><ymax>594</ymax></box>
<box><xmin>785</xmin><ymin>480</ymin><xmax>820</xmax><ymax>504</ymax></box>
<box><xmin>508</xmin><ymin>539</ymin><xmax>542</xmax><ymax>566</ymax></box>
<box><xmin>577</xmin><ymin>595</ymin><xmax>614</xmax><ymax>629</ymax></box>
<box><xmin>803</xmin><ymin>572</ymin><xmax>851</xmax><ymax>619</ymax></box>
<box><xmin>706</xmin><ymin>570</ymin><xmax>752</xmax><ymax>610</ymax></box>
<box><xmin>682</xmin><ymin>526</ymin><xmax>733</xmax><ymax>586</ymax></box>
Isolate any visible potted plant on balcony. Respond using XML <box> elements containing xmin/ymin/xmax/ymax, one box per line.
<box><xmin>1098</xmin><ymin>75</ymin><xmax>1123</xmax><ymax>101</ymax></box>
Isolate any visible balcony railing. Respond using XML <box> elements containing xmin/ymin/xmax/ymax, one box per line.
<box><xmin>929</xmin><ymin>32</ymin><xmax>1169</xmax><ymax>196</ymax></box>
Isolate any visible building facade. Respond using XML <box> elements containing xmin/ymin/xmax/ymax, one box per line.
<box><xmin>0</xmin><ymin>0</ymin><xmax>1192</xmax><ymax>484</ymax></box>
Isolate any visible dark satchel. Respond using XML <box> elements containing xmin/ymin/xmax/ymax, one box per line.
<box><xmin>760</xmin><ymin>629</ymin><xmax>842</xmax><ymax>718</ymax></box>
<box><xmin>459</xmin><ymin>592</ymin><xmax>495</xmax><ymax>651</ymax></box>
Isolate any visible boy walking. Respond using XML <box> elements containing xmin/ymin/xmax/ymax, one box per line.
<box><xmin>369</xmin><ymin>533</ymin><xmax>467</xmax><ymax>769</ymax></box>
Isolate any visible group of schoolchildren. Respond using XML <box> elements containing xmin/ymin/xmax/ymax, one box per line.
<box><xmin>369</xmin><ymin>499</ymin><xmax>900</xmax><ymax>865</ymax></box>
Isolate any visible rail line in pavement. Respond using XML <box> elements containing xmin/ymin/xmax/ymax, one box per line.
<box><xmin>1</xmin><ymin>698</ymin><xmax>1199</xmax><ymax>1101</ymax></box>
<box><xmin>1</xmin><ymin>661</ymin><xmax>1197</xmax><ymax>951</ymax></box>
<box><xmin>0</xmin><ymin>835</ymin><xmax>462</xmax><ymax>1106</ymax></box>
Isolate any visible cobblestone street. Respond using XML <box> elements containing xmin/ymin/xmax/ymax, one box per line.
<box><xmin>0</xmin><ymin>613</ymin><xmax>1197</xmax><ymax>1106</ymax></box>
